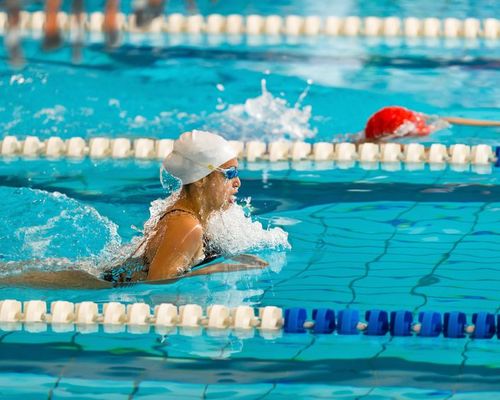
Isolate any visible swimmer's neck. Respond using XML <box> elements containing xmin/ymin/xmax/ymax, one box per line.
<box><xmin>175</xmin><ymin>186</ymin><xmax>210</xmax><ymax>225</ymax></box>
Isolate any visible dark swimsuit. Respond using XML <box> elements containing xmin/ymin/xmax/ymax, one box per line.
<box><xmin>101</xmin><ymin>208</ymin><xmax>219</xmax><ymax>284</ymax></box>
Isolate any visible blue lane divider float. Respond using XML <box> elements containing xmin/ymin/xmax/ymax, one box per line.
<box><xmin>284</xmin><ymin>308</ymin><xmax>499</xmax><ymax>339</ymax></box>
<box><xmin>495</xmin><ymin>147</ymin><xmax>500</xmax><ymax>167</ymax></box>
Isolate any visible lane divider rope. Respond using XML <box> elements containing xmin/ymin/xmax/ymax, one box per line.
<box><xmin>0</xmin><ymin>135</ymin><xmax>498</xmax><ymax>172</ymax></box>
<box><xmin>0</xmin><ymin>299</ymin><xmax>498</xmax><ymax>339</ymax></box>
<box><xmin>0</xmin><ymin>12</ymin><xmax>498</xmax><ymax>40</ymax></box>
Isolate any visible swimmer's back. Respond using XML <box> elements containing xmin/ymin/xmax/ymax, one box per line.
<box><xmin>145</xmin><ymin>207</ymin><xmax>206</xmax><ymax>280</ymax></box>
<box><xmin>102</xmin><ymin>207</ymin><xmax>205</xmax><ymax>283</ymax></box>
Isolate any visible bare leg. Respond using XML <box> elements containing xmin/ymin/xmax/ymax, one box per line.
<box><xmin>5</xmin><ymin>0</ymin><xmax>24</xmax><ymax>67</ymax></box>
<box><xmin>71</xmin><ymin>0</ymin><xmax>85</xmax><ymax>63</ymax></box>
<box><xmin>103</xmin><ymin>0</ymin><xmax>120</xmax><ymax>48</ymax></box>
<box><xmin>43</xmin><ymin>0</ymin><xmax>62</xmax><ymax>51</ymax></box>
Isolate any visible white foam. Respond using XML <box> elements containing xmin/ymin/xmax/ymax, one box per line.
<box><xmin>205</xmin><ymin>204</ymin><xmax>291</xmax><ymax>256</ymax></box>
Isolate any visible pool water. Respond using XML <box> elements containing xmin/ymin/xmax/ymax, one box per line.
<box><xmin>1</xmin><ymin>0</ymin><xmax>500</xmax><ymax>398</ymax></box>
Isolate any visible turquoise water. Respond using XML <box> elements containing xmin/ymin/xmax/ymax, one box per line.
<box><xmin>1</xmin><ymin>160</ymin><xmax>499</xmax><ymax>398</ymax></box>
<box><xmin>1</xmin><ymin>0</ymin><xmax>500</xmax><ymax>398</ymax></box>
<box><xmin>2</xmin><ymin>36</ymin><xmax>499</xmax><ymax>144</ymax></box>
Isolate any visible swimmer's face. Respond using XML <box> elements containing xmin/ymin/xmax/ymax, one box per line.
<box><xmin>204</xmin><ymin>158</ymin><xmax>240</xmax><ymax>211</ymax></box>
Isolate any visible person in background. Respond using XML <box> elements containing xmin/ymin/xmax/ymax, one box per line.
<box><xmin>5</xmin><ymin>0</ymin><xmax>24</xmax><ymax>66</ymax></box>
<box><xmin>361</xmin><ymin>106</ymin><xmax>500</xmax><ymax>142</ymax></box>
<box><xmin>103</xmin><ymin>0</ymin><xmax>120</xmax><ymax>48</ymax></box>
<box><xmin>43</xmin><ymin>0</ymin><xmax>62</xmax><ymax>50</ymax></box>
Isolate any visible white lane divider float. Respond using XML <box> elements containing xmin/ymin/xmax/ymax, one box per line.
<box><xmin>0</xmin><ymin>12</ymin><xmax>498</xmax><ymax>40</ymax></box>
<box><xmin>0</xmin><ymin>299</ymin><xmax>285</xmax><ymax>338</ymax></box>
<box><xmin>0</xmin><ymin>136</ymin><xmax>498</xmax><ymax>173</ymax></box>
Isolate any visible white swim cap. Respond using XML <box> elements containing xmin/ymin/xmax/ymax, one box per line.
<box><xmin>163</xmin><ymin>130</ymin><xmax>237</xmax><ymax>185</ymax></box>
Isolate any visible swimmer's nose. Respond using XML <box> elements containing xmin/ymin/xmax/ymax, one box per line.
<box><xmin>233</xmin><ymin>177</ymin><xmax>241</xmax><ymax>188</ymax></box>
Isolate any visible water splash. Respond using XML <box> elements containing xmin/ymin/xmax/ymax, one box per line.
<box><xmin>205</xmin><ymin>204</ymin><xmax>291</xmax><ymax>256</ymax></box>
<box><xmin>205</xmin><ymin>79</ymin><xmax>317</xmax><ymax>141</ymax></box>
<box><xmin>0</xmin><ymin>187</ymin><xmax>120</xmax><ymax>276</ymax></box>
<box><xmin>130</xmin><ymin>192</ymin><xmax>290</xmax><ymax>259</ymax></box>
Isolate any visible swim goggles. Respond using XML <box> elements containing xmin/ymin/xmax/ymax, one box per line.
<box><xmin>170</xmin><ymin>150</ymin><xmax>239</xmax><ymax>181</ymax></box>
<box><xmin>209</xmin><ymin>165</ymin><xmax>239</xmax><ymax>180</ymax></box>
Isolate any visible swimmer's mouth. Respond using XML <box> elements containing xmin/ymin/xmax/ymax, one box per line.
<box><xmin>229</xmin><ymin>192</ymin><xmax>238</xmax><ymax>204</ymax></box>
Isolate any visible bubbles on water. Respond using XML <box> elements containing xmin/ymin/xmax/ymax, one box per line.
<box><xmin>204</xmin><ymin>79</ymin><xmax>317</xmax><ymax>141</ymax></box>
<box><xmin>108</xmin><ymin>98</ymin><xmax>120</xmax><ymax>108</ymax></box>
<box><xmin>33</xmin><ymin>104</ymin><xmax>66</xmax><ymax>124</ymax></box>
<box><xmin>9</xmin><ymin>74</ymin><xmax>33</xmax><ymax>85</ymax></box>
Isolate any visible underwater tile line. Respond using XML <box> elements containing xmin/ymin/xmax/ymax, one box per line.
<box><xmin>346</xmin><ymin>202</ymin><xmax>421</xmax><ymax>308</ymax></box>
<box><xmin>355</xmin><ymin>337</ymin><xmax>394</xmax><ymax>400</ymax></box>
<box><xmin>47</xmin><ymin>332</ymin><xmax>82</xmax><ymax>400</ymax></box>
<box><xmin>440</xmin><ymin>340</ymin><xmax>473</xmax><ymax>400</ymax></box>
<box><xmin>253</xmin><ymin>383</ymin><xmax>277</xmax><ymax>400</ymax></box>
<box><xmin>259</xmin><ymin>203</ymin><xmax>334</xmax><ymax>302</ymax></box>
<box><xmin>410</xmin><ymin>202</ymin><xmax>490</xmax><ymax>314</ymax></box>
<box><xmin>291</xmin><ymin>335</ymin><xmax>317</xmax><ymax>361</ymax></box>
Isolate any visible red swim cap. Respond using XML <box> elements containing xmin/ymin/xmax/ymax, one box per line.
<box><xmin>364</xmin><ymin>106</ymin><xmax>431</xmax><ymax>140</ymax></box>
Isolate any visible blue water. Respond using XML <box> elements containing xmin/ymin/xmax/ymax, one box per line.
<box><xmin>1</xmin><ymin>1</ymin><xmax>500</xmax><ymax>398</ymax></box>
<box><xmin>1</xmin><ymin>35</ymin><xmax>499</xmax><ymax>144</ymax></box>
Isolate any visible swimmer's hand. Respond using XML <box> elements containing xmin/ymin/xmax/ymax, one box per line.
<box><xmin>227</xmin><ymin>254</ymin><xmax>269</xmax><ymax>267</ymax></box>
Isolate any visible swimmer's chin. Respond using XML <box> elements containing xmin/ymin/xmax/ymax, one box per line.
<box><xmin>219</xmin><ymin>196</ymin><xmax>237</xmax><ymax>211</ymax></box>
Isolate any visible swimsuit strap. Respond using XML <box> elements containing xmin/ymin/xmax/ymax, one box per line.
<box><xmin>159</xmin><ymin>208</ymin><xmax>198</xmax><ymax>221</ymax></box>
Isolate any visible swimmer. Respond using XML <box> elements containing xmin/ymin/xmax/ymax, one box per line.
<box><xmin>360</xmin><ymin>106</ymin><xmax>500</xmax><ymax>142</ymax></box>
<box><xmin>102</xmin><ymin>130</ymin><xmax>269</xmax><ymax>283</ymax></box>
<box><xmin>42</xmin><ymin>0</ymin><xmax>62</xmax><ymax>51</ymax></box>
<box><xmin>0</xmin><ymin>131</ymin><xmax>269</xmax><ymax>289</ymax></box>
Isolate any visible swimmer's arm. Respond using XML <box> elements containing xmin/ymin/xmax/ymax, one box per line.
<box><xmin>442</xmin><ymin>117</ymin><xmax>500</xmax><ymax>127</ymax></box>
<box><xmin>144</xmin><ymin>263</ymin><xmax>269</xmax><ymax>284</ymax></box>
<box><xmin>147</xmin><ymin>214</ymin><xmax>204</xmax><ymax>281</ymax></box>
<box><xmin>226</xmin><ymin>254</ymin><xmax>269</xmax><ymax>267</ymax></box>
<box><xmin>184</xmin><ymin>254</ymin><xmax>269</xmax><ymax>277</ymax></box>
<box><xmin>187</xmin><ymin>261</ymin><xmax>269</xmax><ymax>277</ymax></box>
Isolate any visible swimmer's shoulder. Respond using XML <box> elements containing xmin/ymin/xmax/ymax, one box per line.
<box><xmin>159</xmin><ymin>208</ymin><xmax>202</xmax><ymax>234</ymax></box>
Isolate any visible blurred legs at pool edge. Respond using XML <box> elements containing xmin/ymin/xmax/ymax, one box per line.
<box><xmin>5</xmin><ymin>0</ymin><xmax>24</xmax><ymax>67</ymax></box>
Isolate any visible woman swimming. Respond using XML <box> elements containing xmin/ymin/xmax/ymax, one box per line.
<box><xmin>1</xmin><ymin>131</ymin><xmax>269</xmax><ymax>288</ymax></box>
<box><xmin>103</xmin><ymin>130</ymin><xmax>269</xmax><ymax>284</ymax></box>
